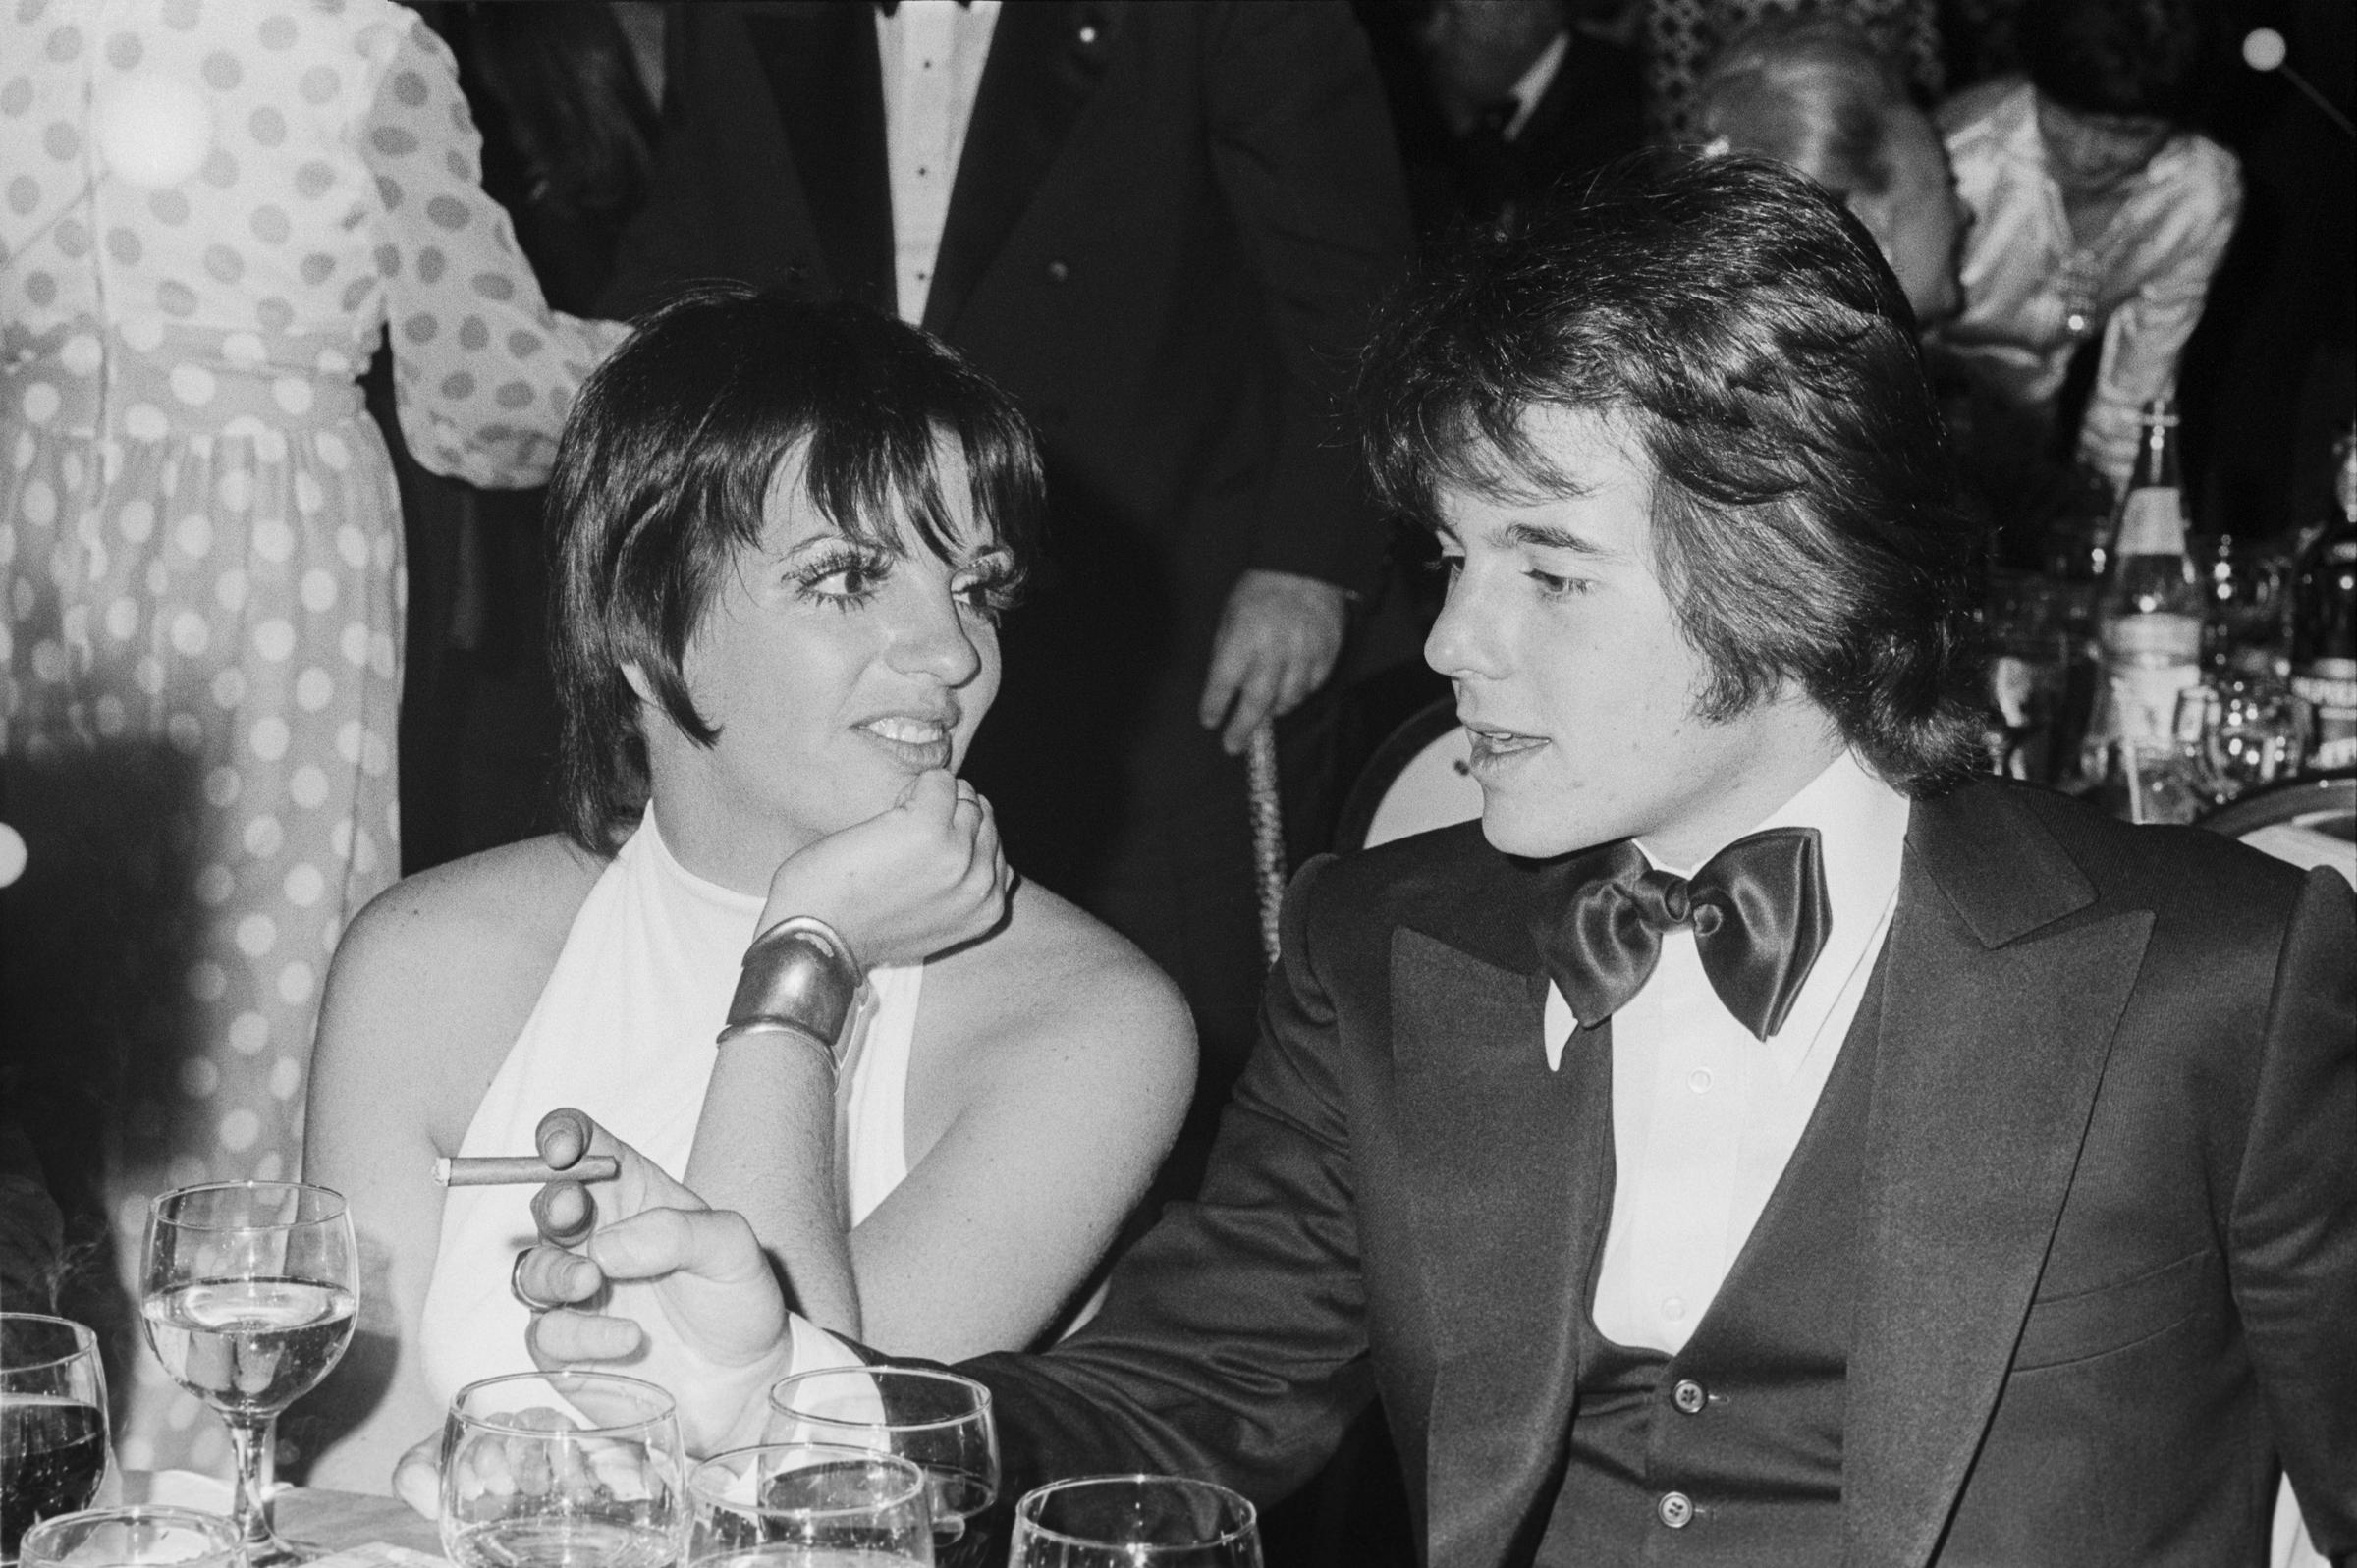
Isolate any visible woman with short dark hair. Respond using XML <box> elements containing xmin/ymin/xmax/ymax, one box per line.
<box><xmin>1935</xmin><ymin>0</ymin><xmax>2240</xmax><ymax>491</ymax></box>
<box><xmin>302</xmin><ymin>289</ymin><xmax>1194</xmax><ymax>1489</ymax></box>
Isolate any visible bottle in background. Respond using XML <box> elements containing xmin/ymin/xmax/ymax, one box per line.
<box><xmin>2087</xmin><ymin>400</ymin><xmax>2205</xmax><ymax>819</ymax></box>
<box><xmin>2289</xmin><ymin>421</ymin><xmax>2357</xmax><ymax>773</ymax></box>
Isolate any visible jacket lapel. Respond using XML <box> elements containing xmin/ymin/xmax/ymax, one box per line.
<box><xmin>923</xmin><ymin>0</ymin><xmax>1118</xmax><ymax>335</ymax></box>
<box><xmin>1391</xmin><ymin>920</ymin><xmax>1611</xmax><ymax>1568</ymax></box>
<box><xmin>744</xmin><ymin>4</ymin><xmax>896</xmax><ymax>313</ymax></box>
<box><xmin>1843</xmin><ymin>787</ymin><xmax>2152</xmax><ymax>1568</ymax></box>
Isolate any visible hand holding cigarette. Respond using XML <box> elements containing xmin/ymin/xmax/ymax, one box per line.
<box><xmin>432</xmin><ymin>1108</ymin><xmax>614</xmax><ymax>1248</ymax></box>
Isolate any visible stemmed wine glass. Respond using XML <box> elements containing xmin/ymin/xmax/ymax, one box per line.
<box><xmin>1008</xmin><ymin>1476</ymin><xmax>1262</xmax><ymax>1568</ymax></box>
<box><xmin>2</xmin><ymin>1314</ymin><xmax>110</xmax><ymax>1565</ymax></box>
<box><xmin>440</xmin><ymin>1372</ymin><xmax>685</xmax><ymax>1568</ymax></box>
<box><xmin>766</xmin><ymin>1370</ymin><xmax>996</xmax><ymax>1568</ymax></box>
<box><xmin>140</xmin><ymin>1182</ymin><xmax>356</xmax><ymax>1566</ymax></box>
<box><xmin>687</xmin><ymin>1443</ymin><xmax>933</xmax><ymax>1568</ymax></box>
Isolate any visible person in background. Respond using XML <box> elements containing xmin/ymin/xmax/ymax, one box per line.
<box><xmin>0</xmin><ymin>1108</ymin><xmax>63</xmax><ymax>1311</ymax></box>
<box><xmin>305</xmin><ymin>292</ymin><xmax>1193</xmax><ymax>1498</ymax></box>
<box><xmin>1408</xmin><ymin>0</ymin><xmax>1647</xmax><ymax>233</ymax></box>
<box><xmin>0</xmin><ymin>0</ymin><xmax>626</xmax><ymax>1477</ymax></box>
<box><xmin>1689</xmin><ymin>14</ymin><xmax>2084</xmax><ymax>550</ymax></box>
<box><xmin>599</xmin><ymin>3</ymin><xmax>1411</xmax><ymax>1189</ymax></box>
<box><xmin>1645</xmin><ymin>0</ymin><xmax>1941</xmax><ymax>141</ymax></box>
<box><xmin>1694</xmin><ymin>13</ymin><xmax>1965</xmax><ymax>324</ymax></box>
<box><xmin>389</xmin><ymin>0</ymin><xmax>666</xmax><ymax>872</ymax></box>
<box><xmin>1936</xmin><ymin>0</ymin><xmax>2241</xmax><ymax>496</ymax></box>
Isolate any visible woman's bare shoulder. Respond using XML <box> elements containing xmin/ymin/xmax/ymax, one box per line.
<box><xmin>337</xmin><ymin>835</ymin><xmax>605</xmax><ymax>987</ymax></box>
<box><xmin>315</xmin><ymin>836</ymin><xmax>608</xmax><ymax>1141</ymax></box>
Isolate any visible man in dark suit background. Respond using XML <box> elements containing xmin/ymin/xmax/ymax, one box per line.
<box><xmin>1399</xmin><ymin>0</ymin><xmax>1647</xmax><ymax>234</ymax></box>
<box><xmin>521</xmin><ymin>158</ymin><xmax>2353</xmax><ymax>1565</ymax></box>
<box><xmin>599</xmin><ymin>2</ymin><xmax>1412</xmax><ymax>1144</ymax></box>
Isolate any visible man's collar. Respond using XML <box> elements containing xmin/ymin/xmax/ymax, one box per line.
<box><xmin>1501</xmin><ymin>29</ymin><xmax>1570</xmax><ymax>140</ymax></box>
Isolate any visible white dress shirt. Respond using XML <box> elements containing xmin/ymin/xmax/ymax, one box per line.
<box><xmin>1543</xmin><ymin>749</ymin><xmax>1912</xmax><ymax>1355</ymax></box>
<box><xmin>874</xmin><ymin>0</ymin><xmax>1002</xmax><ymax>326</ymax></box>
<box><xmin>1500</xmin><ymin>30</ymin><xmax>1569</xmax><ymax>140</ymax></box>
<box><xmin>1935</xmin><ymin>77</ymin><xmax>2241</xmax><ymax>492</ymax></box>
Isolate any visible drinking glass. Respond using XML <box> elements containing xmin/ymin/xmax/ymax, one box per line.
<box><xmin>2188</xmin><ymin>676</ymin><xmax>2304</xmax><ymax>802</ymax></box>
<box><xmin>1008</xmin><ymin>1476</ymin><xmax>1261</xmax><ymax>1568</ymax></box>
<box><xmin>766</xmin><ymin>1370</ymin><xmax>995</xmax><ymax>1567</ymax></box>
<box><xmin>140</xmin><ymin>1182</ymin><xmax>355</xmax><ymax>1566</ymax></box>
<box><xmin>687</xmin><ymin>1442</ymin><xmax>932</xmax><ymax>1568</ymax></box>
<box><xmin>440</xmin><ymin>1372</ymin><xmax>685</xmax><ymax>1568</ymax></box>
<box><xmin>2191</xmin><ymin>533</ymin><xmax>2292</xmax><ymax>675</ymax></box>
<box><xmin>16</xmin><ymin>1508</ymin><xmax>240</xmax><ymax>1568</ymax></box>
<box><xmin>1985</xmin><ymin>570</ymin><xmax>2097</xmax><ymax>786</ymax></box>
<box><xmin>2</xmin><ymin>1315</ymin><xmax>110</xmax><ymax>1565</ymax></box>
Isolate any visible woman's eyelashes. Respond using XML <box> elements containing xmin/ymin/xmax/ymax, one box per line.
<box><xmin>792</xmin><ymin>543</ymin><xmax>895</xmax><ymax>610</ymax></box>
<box><xmin>788</xmin><ymin>543</ymin><xmax>1025</xmax><ymax>620</ymax></box>
<box><xmin>956</xmin><ymin>562</ymin><xmax>1024</xmax><ymax>621</ymax></box>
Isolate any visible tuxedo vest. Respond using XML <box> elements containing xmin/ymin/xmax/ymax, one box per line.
<box><xmin>1535</xmin><ymin>960</ymin><xmax>1885</xmax><ymax>1566</ymax></box>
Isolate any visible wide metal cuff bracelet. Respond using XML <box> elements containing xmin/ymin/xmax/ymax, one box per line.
<box><xmin>726</xmin><ymin>916</ymin><xmax>861</xmax><ymax>1051</ymax></box>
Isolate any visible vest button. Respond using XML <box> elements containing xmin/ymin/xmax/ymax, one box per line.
<box><xmin>1672</xmin><ymin>1379</ymin><xmax>1707</xmax><ymax>1414</ymax></box>
<box><xmin>1046</xmin><ymin>259</ymin><xmax>1071</xmax><ymax>284</ymax></box>
<box><xmin>1658</xmin><ymin>1490</ymin><xmax>1695</xmax><ymax>1529</ymax></box>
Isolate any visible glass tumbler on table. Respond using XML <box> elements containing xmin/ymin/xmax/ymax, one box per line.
<box><xmin>1008</xmin><ymin>1476</ymin><xmax>1262</xmax><ymax>1568</ymax></box>
<box><xmin>440</xmin><ymin>1371</ymin><xmax>685</xmax><ymax>1568</ymax></box>
<box><xmin>766</xmin><ymin>1370</ymin><xmax>995</xmax><ymax>1568</ymax></box>
<box><xmin>687</xmin><ymin>1442</ymin><xmax>934</xmax><ymax>1568</ymax></box>
<box><xmin>2</xmin><ymin>1314</ymin><xmax>110</xmax><ymax>1565</ymax></box>
<box><xmin>17</xmin><ymin>1507</ymin><xmax>241</xmax><ymax>1568</ymax></box>
<box><xmin>140</xmin><ymin>1182</ymin><xmax>355</xmax><ymax>1567</ymax></box>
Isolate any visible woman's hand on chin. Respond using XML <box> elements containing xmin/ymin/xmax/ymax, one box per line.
<box><xmin>760</xmin><ymin>768</ymin><xmax>1010</xmax><ymax>967</ymax></box>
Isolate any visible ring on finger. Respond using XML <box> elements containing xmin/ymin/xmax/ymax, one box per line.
<box><xmin>510</xmin><ymin>1248</ymin><xmax>545</xmax><ymax>1313</ymax></box>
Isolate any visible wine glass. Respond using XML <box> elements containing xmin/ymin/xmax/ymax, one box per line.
<box><xmin>17</xmin><ymin>1507</ymin><xmax>241</xmax><ymax>1568</ymax></box>
<box><xmin>2</xmin><ymin>1315</ymin><xmax>110</xmax><ymax>1565</ymax></box>
<box><xmin>1008</xmin><ymin>1476</ymin><xmax>1261</xmax><ymax>1568</ymax></box>
<box><xmin>766</xmin><ymin>1370</ymin><xmax>996</xmax><ymax>1567</ymax></box>
<box><xmin>140</xmin><ymin>1182</ymin><xmax>355</xmax><ymax>1567</ymax></box>
<box><xmin>687</xmin><ymin>1443</ymin><xmax>933</xmax><ymax>1568</ymax></box>
<box><xmin>440</xmin><ymin>1372</ymin><xmax>685</xmax><ymax>1568</ymax></box>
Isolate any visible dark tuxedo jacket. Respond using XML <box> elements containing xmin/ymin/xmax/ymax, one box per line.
<box><xmin>1436</xmin><ymin>28</ymin><xmax>1647</xmax><ymax>233</ymax></box>
<box><xmin>602</xmin><ymin>0</ymin><xmax>1408</xmax><ymax>606</ymax></box>
<box><xmin>964</xmin><ymin>778</ymin><xmax>2357</xmax><ymax>1566</ymax></box>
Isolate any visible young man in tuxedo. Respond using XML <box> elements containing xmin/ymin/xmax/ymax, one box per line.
<box><xmin>514</xmin><ymin>157</ymin><xmax>2354</xmax><ymax>1567</ymax></box>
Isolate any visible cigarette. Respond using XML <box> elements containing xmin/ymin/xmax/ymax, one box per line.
<box><xmin>434</xmin><ymin>1154</ymin><xmax>621</xmax><ymax>1187</ymax></box>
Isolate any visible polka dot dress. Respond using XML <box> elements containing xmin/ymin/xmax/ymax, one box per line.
<box><xmin>0</xmin><ymin>0</ymin><xmax>627</xmax><ymax>1478</ymax></box>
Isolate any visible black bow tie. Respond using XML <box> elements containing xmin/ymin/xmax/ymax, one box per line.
<box><xmin>1536</xmin><ymin>828</ymin><xmax>1831</xmax><ymax>1042</ymax></box>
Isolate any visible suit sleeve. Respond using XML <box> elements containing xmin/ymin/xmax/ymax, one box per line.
<box><xmin>960</xmin><ymin>854</ymin><xmax>1379</xmax><ymax>1504</ymax></box>
<box><xmin>1199</xmin><ymin>2</ymin><xmax>1412</xmax><ymax>597</ymax></box>
<box><xmin>2229</xmin><ymin>867</ymin><xmax>2357</xmax><ymax>1554</ymax></box>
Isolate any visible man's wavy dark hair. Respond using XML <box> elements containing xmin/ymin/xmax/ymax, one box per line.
<box><xmin>548</xmin><ymin>287</ymin><xmax>1042</xmax><ymax>853</ymax></box>
<box><xmin>1360</xmin><ymin>155</ymin><xmax>1984</xmax><ymax>795</ymax></box>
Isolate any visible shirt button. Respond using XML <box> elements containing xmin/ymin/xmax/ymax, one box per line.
<box><xmin>1687</xmin><ymin>1068</ymin><xmax>1713</xmax><ymax>1094</ymax></box>
<box><xmin>1672</xmin><ymin>1379</ymin><xmax>1706</xmax><ymax>1414</ymax></box>
<box><xmin>1661</xmin><ymin>1296</ymin><xmax>1685</xmax><ymax>1321</ymax></box>
<box><xmin>1046</xmin><ymin>259</ymin><xmax>1070</xmax><ymax>284</ymax></box>
<box><xmin>1658</xmin><ymin>1491</ymin><xmax>1695</xmax><ymax>1529</ymax></box>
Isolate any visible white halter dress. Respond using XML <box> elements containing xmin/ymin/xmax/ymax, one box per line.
<box><xmin>416</xmin><ymin>808</ymin><xmax>920</xmax><ymax>1404</ymax></box>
